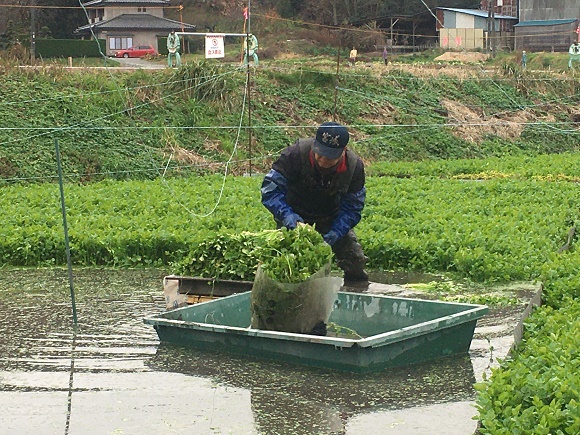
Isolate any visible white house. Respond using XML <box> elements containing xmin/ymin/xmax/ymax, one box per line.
<box><xmin>75</xmin><ymin>0</ymin><xmax>196</xmax><ymax>56</ymax></box>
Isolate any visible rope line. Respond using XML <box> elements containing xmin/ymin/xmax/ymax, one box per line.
<box><xmin>1</xmin><ymin>120</ymin><xmax>578</xmax><ymax>132</ymax></box>
<box><xmin>0</xmin><ymin>67</ymin><xmax>244</xmax><ymax>147</ymax></box>
<box><xmin>157</xmin><ymin>73</ymin><xmax>251</xmax><ymax>218</ymax></box>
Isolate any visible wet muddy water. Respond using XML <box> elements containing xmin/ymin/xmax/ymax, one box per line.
<box><xmin>0</xmin><ymin>268</ymin><xmax>530</xmax><ymax>434</ymax></box>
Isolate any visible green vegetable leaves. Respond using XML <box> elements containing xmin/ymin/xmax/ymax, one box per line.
<box><xmin>256</xmin><ymin>225</ymin><xmax>332</xmax><ymax>284</ymax></box>
<box><xmin>173</xmin><ymin>225</ymin><xmax>332</xmax><ymax>283</ymax></box>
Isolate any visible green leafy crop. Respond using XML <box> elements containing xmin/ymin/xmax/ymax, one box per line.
<box><xmin>256</xmin><ymin>224</ymin><xmax>332</xmax><ymax>283</ymax></box>
<box><xmin>173</xmin><ymin>224</ymin><xmax>332</xmax><ymax>283</ymax></box>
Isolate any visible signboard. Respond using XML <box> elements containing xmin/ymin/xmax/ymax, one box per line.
<box><xmin>205</xmin><ymin>34</ymin><xmax>225</xmax><ymax>58</ymax></box>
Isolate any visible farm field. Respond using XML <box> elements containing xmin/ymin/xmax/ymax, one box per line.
<box><xmin>1</xmin><ymin>57</ymin><xmax>579</xmax><ymax>433</ymax></box>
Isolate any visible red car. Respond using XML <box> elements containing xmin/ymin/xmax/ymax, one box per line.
<box><xmin>115</xmin><ymin>45</ymin><xmax>157</xmax><ymax>58</ymax></box>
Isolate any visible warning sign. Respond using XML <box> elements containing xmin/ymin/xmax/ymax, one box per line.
<box><xmin>205</xmin><ymin>34</ymin><xmax>225</xmax><ymax>59</ymax></box>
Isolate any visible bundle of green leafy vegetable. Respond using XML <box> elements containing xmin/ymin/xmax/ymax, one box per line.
<box><xmin>174</xmin><ymin>224</ymin><xmax>335</xmax><ymax>333</ymax></box>
<box><xmin>254</xmin><ymin>224</ymin><xmax>333</xmax><ymax>283</ymax></box>
<box><xmin>172</xmin><ymin>224</ymin><xmax>333</xmax><ymax>282</ymax></box>
<box><xmin>249</xmin><ymin>224</ymin><xmax>338</xmax><ymax>333</ymax></box>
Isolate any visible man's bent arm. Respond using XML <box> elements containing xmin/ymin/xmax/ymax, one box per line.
<box><xmin>324</xmin><ymin>187</ymin><xmax>366</xmax><ymax>245</ymax></box>
<box><xmin>261</xmin><ymin>169</ymin><xmax>303</xmax><ymax>229</ymax></box>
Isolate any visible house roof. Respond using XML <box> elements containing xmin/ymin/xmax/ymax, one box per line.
<box><xmin>82</xmin><ymin>0</ymin><xmax>170</xmax><ymax>6</ymax></box>
<box><xmin>514</xmin><ymin>19</ymin><xmax>578</xmax><ymax>27</ymax></box>
<box><xmin>436</xmin><ymin>7</ymin><xmax>517</xmax><ymax>20</ymax></box>
<box><xmin>75</xmin><ymin>13</ymin><xmax>196</xmax><ymax>33</ymax></box>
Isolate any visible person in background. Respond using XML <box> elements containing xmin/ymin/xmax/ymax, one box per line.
<box><xmin>382</xmin><ymin>46</ymin><xmax>388</xmax><ymax>66</ymax></box>
<box><xmin>349</xmin><ymin>47</ymin><xmax>357</xmax><ymax>67</ymax></box>
<box><xmin>167</xmin><ymin>30</ymin><xmax>181</xmax><ymax>68</ymax></box>
<box><xmin>521</xmin><ymin>50</ymin><xmax>527</xmax><ymax>70</ymax></box>
<box><xmin>261</xmin><ymin>121</ymin><xmax>368</xmax><ymax>284</ymax></box>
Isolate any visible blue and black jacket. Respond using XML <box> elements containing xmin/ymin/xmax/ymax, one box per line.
<box><xmin>261</xmin><ymin>138</ymin><xmax>366</xmax><ymax>245</ymax></box>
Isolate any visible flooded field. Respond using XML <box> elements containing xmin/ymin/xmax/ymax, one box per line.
<box><xmin>0</xmin><ymin>268</ymin><xmax>532</xmax><ymax>434</ymax></box>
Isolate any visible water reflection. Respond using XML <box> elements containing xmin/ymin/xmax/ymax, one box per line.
<box><xmin>0</xmin><ymin>268</ymin><xmax>483</xmax><ymax>434</ymax></box>
<box><xmin>0</xmin><ymin>268</ymin><xmax>163</xmax><ymax>375</ymax></box>
<box><xmin>148</xmin><ymin>343</ymin><xmax>476</xmax><ymax>434</ymax></box>
<box><xmin>369</xmin><ymin>271</ymin><xmax>445</xmax><ymax>285</ymax></box>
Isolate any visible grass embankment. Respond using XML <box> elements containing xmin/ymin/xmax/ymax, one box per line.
<box><xmin>1</xmin><ymin>63</ymin><xmax>580</xmax><ymax>432</ymax></box>
<box><xmin>0</xmin><ymin>60</ymin><xmax>579</xmax><ymax>183</ymax></box>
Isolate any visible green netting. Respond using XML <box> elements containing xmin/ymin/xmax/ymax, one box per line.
<box><xmin>250</xmin><ymin>262</ymin><xmax>341</xmax><ymax>334</ymax></box>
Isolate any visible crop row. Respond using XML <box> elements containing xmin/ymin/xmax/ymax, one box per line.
<box><xmin>476</xmin><ymin>295</ymin><xmax>580</xmax><ymax>434</ymax></box>
<box><xmin>369</xmin><ymin>150</ymin><xmax>580</xmax><ymax>180</ymax></box>
<box><xmin>2</xmin><ymin>163</ymin><xmax>580</xmax><ymax>431</ymax></box>
<box><xmin>1</xmin><ymin>175</ymin><xmax>577</xmax><ymax>284</ymax></box>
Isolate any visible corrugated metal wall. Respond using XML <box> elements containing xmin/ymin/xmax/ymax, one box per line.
<box><xmin>515</xmin><ymin>22</ymin><xmax>578</xmax><ymax>51</ymax></box>
<box><xmin>519</xmin><ymin>0</ymin><xmax>580</xmax><ymax>22</ymax></box>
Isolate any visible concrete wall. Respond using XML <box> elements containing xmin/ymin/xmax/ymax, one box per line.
<box><xmin>519</xmin><ymin>0</ymin><xmax>580</xmax><ymax>22</ymax></box>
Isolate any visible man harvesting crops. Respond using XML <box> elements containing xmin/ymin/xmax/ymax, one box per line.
<box><xmin>261</xmin><ymin>121</ymin><xmax>368</xmax><ymax>283</ymax></box>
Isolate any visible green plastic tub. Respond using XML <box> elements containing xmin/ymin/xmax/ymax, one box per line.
<box><xmin>144</xmin><ymin>291</ymin><xmax>488</xmax><ymax>373</ymax></box>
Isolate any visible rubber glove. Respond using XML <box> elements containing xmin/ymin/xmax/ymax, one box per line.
<box><xmin>282</xmin><ymin>213</ymin><xmax>303</xmax><ymax>230</ymax></box>
<box><xmin>323</xmin><ymin>231</ymin><xmax>340</xmax><ymax>246</ymax></box>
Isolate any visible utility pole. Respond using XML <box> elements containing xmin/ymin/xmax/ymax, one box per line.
<box><xmin>246</xmin><ymin>0</ymin><xmax>252</xmax><ymax>176</ymax></box>
<box><xmin>178</xmin><ymin>2</ymin><xmax>186</xmax><ymax>53</ymax></box>
<box><xmin>491</xmin><ymin>0</ymin><xmax>496</xmax><ymax>57</ymax></box>
<box><xmin>30</xmin><ymin>0</ymin><xmax>36</xmax><ymax>63</ymax></box>
<box><xmin>179</xmin><ymin>1</ymin><xmax>184</xmax><ymax>32</ymax></box>
<box><xmin>333</xmin><ymin>31</ymin><xmax>341</xmax><ymax>121</ymax></box>
<box><xmin>178</xmin><ymin>2</ymin><xmax>255</xmax><ymax>175</ymax></box>
<box><xmin>487</xmin><ymin>1</ymin><xmax>491</xmax><ymax>53</ymax></box>
<box><xmin>488</xmin><ymin>0</ymin><xmax>496</xmax><ymax>57</ymax></box>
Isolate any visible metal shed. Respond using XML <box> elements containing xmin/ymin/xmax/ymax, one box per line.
<box><xmin>435</xmin><ymin>8</ymin><xmax>517</xmax><ymax>50</ymax></box>
<box><xmin>514</xmin><ymin>19</ymin><xmax>579</xmax><ymax>52</ymax></box>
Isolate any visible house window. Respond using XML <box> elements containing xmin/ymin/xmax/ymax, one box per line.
<box><xmin>89</xmin><ymin>9</ymin><xmax>98</xmax><ymax>23</ymax></box>
<box><xmin>138</xmin><ymin>7</ymin><xmax>147</xmax><ymax>12</ymax></box>
<box><xmin>109</xmin><ymin>37</ymin><xmax>133</xmax><ymax>50</ymax></box>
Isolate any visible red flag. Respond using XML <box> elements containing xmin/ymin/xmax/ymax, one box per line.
<box><xmin>243</xmin><ymin>7</ymin><xmax>248</xmax><ymax>20</ymax></box>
